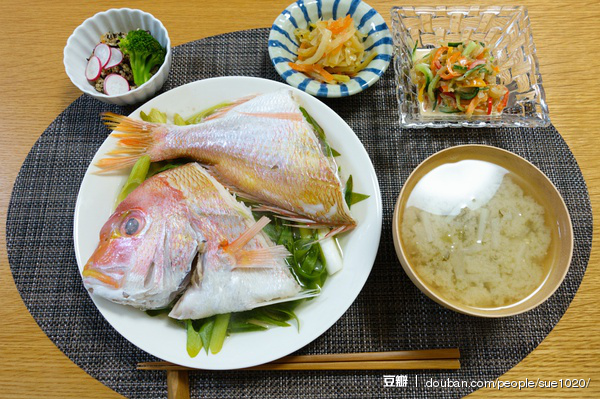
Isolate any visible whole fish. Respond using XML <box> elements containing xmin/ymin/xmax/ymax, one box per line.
<box><xmin>82</xmin><ymin>162</ymin><xmax>301</xmax><ymax>313</ymax></box>
<box><xmin>97</xmin><ymin>90</ymin><xmax>355</xmax><ymax>232</ymax></box>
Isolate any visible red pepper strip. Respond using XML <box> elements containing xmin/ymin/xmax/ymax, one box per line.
<box><xmin>487</xmin><ymin>97</ymin><xmax>493</xmax><ymax>115</ymax></box>
<box><xmin>498</xmin><ymin>89</ymin><xmax>509</xmax><ymax>111</ymax></box>
<box><xmin>469</xmin><ymin>59</ymin><xmax>486</xmax><ymax>70</ymax></box>
<box><xmin>430</xmin><ymin>47</ymin><xmax>448</xmax><ymax>75</ymax></box>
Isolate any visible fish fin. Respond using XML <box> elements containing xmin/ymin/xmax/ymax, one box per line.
<box><xmin>222</xmin><ymin>216</ymin><xmax>272</xmax><ymax>254</ymax></box>
<box><xmin>252</xmin><ymin>204</ymin><xmax>315</xmax><ymax>223</ymax></box>
<box><xmin>249</xmin><ymin>288</ymin><xmax>321</xmax><ymax>308</ymax></box>
<box><xmin>232</xmin><ymin>246</ymin><xmax>290</xmax><ymax>269</ymax></box>
<box><xmin>221</xmin><ymin>216</ymin><xmax>290</xmax><ymax>269</ymax></box>
<box><xmin>319</xmin><ymin>224</ymin><xmax>354</xmax><ymax>240</ymax></box>
<box><xmin>96</xmin><ymin>112</ymin><xmax>164</xmax><ymax>172</ymax></box>
<box><xmin>190</xmin><ymin>241</ymin><xmax>207</xmax><ymax>288</ymax></box>
<box><xmin>203</xmin><ymin>95</ymin><xmax>258</xmax><ymax>121</ymax></box>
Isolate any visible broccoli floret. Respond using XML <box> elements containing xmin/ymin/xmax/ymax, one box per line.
<box><xmin>119</xmin><ymin>30</ymin><xmax>166</xmax><ymax>86</ymax></box>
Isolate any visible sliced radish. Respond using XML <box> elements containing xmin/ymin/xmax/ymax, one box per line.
<box><xmin>104</xmin><ymin>47</ymin><xmax>123</xmax><ymax>69</ymax></box>
<box><xmin>85</xmin><ymin>56</ymin><xmax>102</xmax><ymax>81</ymax></box>
<box><xmin>103</xmin><ymin>73</ymin><xmax>130</xmax><ymax>95</ymax></box>
<box><xmin>94</xmin><ymin>43</ymin><xmax>111</xmax><ymax>68</ymax></box>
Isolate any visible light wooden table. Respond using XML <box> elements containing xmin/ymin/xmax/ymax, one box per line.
<box><xmin>1</xmin><ymin>1</ymin><xmax>598</xmax><ymax>397</ymax></box>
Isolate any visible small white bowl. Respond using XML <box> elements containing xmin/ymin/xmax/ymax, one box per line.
<box><xmin>64</xmin><ymin>8</ymin><xmax>172</xmax><ymax>106</ymax></box>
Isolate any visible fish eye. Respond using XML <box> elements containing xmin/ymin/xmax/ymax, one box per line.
<box><xmin>119</xmin><ymin>210</ymin><xmax>145</xmax><ymax>236</ymax></box>
<box><xmin>124</xmin><ymin>218</ymin><xmax>139</xmax><ymax>235</ymax></box>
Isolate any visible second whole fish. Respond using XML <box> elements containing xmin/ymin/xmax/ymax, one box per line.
<box><xmin>97</xmin><ymin>90</ymin><xmax>356</xmax><ymax>232</ymax></box>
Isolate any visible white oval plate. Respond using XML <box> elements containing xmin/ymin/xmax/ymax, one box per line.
<box><xmin>73</xmin><ymin>76</ymin><xmax>382</xmax><ymax>369</ymax></box>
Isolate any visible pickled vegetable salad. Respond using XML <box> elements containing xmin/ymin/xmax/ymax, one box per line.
<box><xmin>411</xmin><ymin>41</ymin><xmax>509</xmax><ymax>117</ymax></box>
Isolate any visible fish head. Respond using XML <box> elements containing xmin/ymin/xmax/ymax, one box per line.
<box><xmin>82</xmin><ymin>176</ymin><xmax>199</xmax><ymax>309</ymax></box>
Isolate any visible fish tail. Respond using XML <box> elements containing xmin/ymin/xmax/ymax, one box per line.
<box><xmin>96</xmin><ymin>112</ymin><xmax>163</xmax><ymax>172</ymax></box>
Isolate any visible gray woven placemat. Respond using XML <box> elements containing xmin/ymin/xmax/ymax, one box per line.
<box><xmin>6</xmin><ymin>28</ymin><xmax>592</xmax><ymax>399</ymax></box>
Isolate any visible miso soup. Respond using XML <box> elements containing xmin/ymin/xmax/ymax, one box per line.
<box><xmin>399</xmin><ymin>157</ymin><xmax>557</xmax><ymax>309</ymax></box>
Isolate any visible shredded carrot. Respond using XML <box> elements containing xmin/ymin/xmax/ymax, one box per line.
<box><xmin>328</xmin><ymin>15</ymin><xmax>352</xmax><ymax>35</ymax></box>
<box><xmin>312</xmin><ymin>64</ymin><xmax>335</xmax><ymax>83</ymax></box>
<box><xmin>288</xmin><ymin>62</ymin><xmax>334</xmax><ymax>83</ymax></box>
<box><xmin>466</xmin><ymin>96</ymin><xmax>481</xmax><ymax>116</ymax></box>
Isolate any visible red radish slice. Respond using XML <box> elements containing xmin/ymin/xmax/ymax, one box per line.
<box><xmin>105</xmin><ymin>48</ymin><xmax>123</xmax><ymax>69</ymax></box>
<box><xmin>468</xmin><ymin>59</ymin><xmax>486</xmax><ymax>70</ymax></box>
<box><xmin>94</xmin><ymin>43</ymin><xmax>111</xmax><ymax>68</ymax></box>
<box><xmin>103</xmin><ymin>73</ymin><xmax>130</xmax><ymax>95</ymax></box>
<box><xmin>85</xmin><ymin>56</ymin><xmax>102</xmax><ymax>81</ymax></box>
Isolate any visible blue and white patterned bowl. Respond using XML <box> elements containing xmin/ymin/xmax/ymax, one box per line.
<box><xmin>269</xmin><ymin>0</ymin><xmax>393</xmax><ymax>97</ymax></box>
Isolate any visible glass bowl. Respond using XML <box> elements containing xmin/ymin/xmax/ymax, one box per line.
<box><xmin>391</xmin><ymin>6</ymin><xmax>550</xmax><ymax>128</ymax></box>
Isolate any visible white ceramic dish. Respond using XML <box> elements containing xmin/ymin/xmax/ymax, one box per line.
<box><xmin>64</xmin><ymin>8</ymin><xmax>172</xmax><ymax>105</ymax></box>
<box><xmin>73</xmin><ymin>76</ymin><xmax>382</xmax><ymax>369</ymax></box>
<box><xmin>269</xmin><ymin>0</ymin><xmax>392</xmax><ymax>97</ymax></box>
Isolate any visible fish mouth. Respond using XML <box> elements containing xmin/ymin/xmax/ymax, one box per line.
<box><xmin>82</xmin><ymin>264</ymin><xmax>121</xmax><ymax>289</ymax></box>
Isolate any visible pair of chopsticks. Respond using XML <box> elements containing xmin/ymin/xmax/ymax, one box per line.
<box><xmin>138</xmin><ymin>348</ymin><xmax>460</xmax><ymax>371</ymax></box>
<box><xmin>140</xmin><ymin>348</ymin><xmax>459</xmax><ymax>399</ymax></box>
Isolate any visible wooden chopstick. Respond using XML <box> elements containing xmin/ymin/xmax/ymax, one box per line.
<box><xmin>270</xmin><ymin>348</ymin><xmax>460</xmax><ymax>363</ymax></box>
<box><xmin>138</xmin><ymin>348</ymin><xmax>460</xmax><ymax>371</ymax></box>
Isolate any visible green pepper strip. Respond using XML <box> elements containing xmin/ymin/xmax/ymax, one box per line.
<box><xmin>438</xmin><ymin>105</ymin><xmax>461</xmax><ymax>113</ymax></box>
<box><xmin>455</xmin><ymin>93</ymin><xmax>465</xmax><ymax>112</ymax></box>
<box><xmin>428</xmin><ymin>74</ymin><xmax>441</xmax><ymax>102</ymax></box>
<box><xmin>415</xmin><ymin>63</ymin><xmax>433</xmax><ymax>90</ymax></box>
<box><xmin>411</xmin><ymin>42</ymin><xmax>418</xmax><ymax>63</ymax></box>
<box><xmin>456</xmin><ymin>64</ymin><xmax>486</xmax><ymax>81</ymax></box>
<box><xmin>457</xmin><ymin>87</ymin><xmax>479</xmax><ymax>100</ymax></box>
